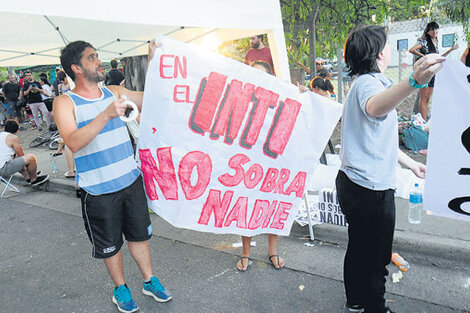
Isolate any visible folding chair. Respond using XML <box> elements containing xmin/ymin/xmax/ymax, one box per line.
<box><xmin>0</xmin><ymin>175</ymin><xmax>20</xmax><ymax>198</ymax></box>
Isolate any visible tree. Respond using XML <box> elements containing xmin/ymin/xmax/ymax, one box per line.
<box><xmin>281</xmin><ymin>0</ymin><xmax>430</xmax><ymax>78</ymax></box>
<box><xmin>435</xmin><ymin>0</ymin><xmax>470</xmax><ymax>38</ymax></box>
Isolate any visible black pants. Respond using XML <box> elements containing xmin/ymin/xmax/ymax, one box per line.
<box><xmin>336</xmin><ymin>171</ymin><xmax>395</xmax><ymax>313</ymax></box>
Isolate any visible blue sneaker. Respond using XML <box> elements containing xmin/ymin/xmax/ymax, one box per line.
<box><xmin>142</xmin><ymin>276</ymin><xmax>172</xmax><ymax>302</ymax></box>
<box><xmin>112</xmin><ymin>284</ymin><xmax>139</xmax><ymax>313</ymax></box>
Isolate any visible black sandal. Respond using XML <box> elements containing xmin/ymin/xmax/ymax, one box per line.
<box><xmin>268</xmin><ymin>254</ymin><xmax>284</xmax><ymax>270</ymax></box>
<box><xmin>236</xmin><ymin>256</ymin><xmax>251</xmax><ymax>272</ymax></box>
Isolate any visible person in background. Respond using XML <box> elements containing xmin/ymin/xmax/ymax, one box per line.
<box><xmin>309</xmin><ymin>76</ymin><xmax>335</xmax><ymax>98</ymax></box>
<box><xmin>39</xmin><ymin>77</ymin><xmax>54</xmax><ymax>113</ymax></box>
<box><xmin>52</xmin><ymin>67</ymin><xmax>62</xmax><ymax>97</ymax></box>
<box><xmin>337</xmin><ymin>25</ymin><xmax>444</xmax><ymax>313</ymax></box>
<box><xmin>52</xmin><ymin>138</ymin><xmax>75</xmax><ymax>178</ymax></box>
<box><xmin>244</xmin><ymin>34</ymin><xmax>275</xmax><ymax>75</ymax></box>
<box><xmin>409</xmin><ymin>21</ymin><xmax>458</xmax><ymax>120</ymax></box>
<box><xmin>1</xmin><ymin>75</ymin><xmax>21</xmax><ymax>124</ymax></box>
<box><xmin>22</xmin><ymin>71</ymin><xmax>52</xmax><ymax>131</ymax></box>
<box><xmin>105</xmin><ymin>59</ymin><xmax>125</xmax><ymax>86</ymax></box>
<box><xmin>0</xmin><ymin>119</ymin><xmax>49</xmax><ymax>186</ymax></box>
<box><xmin>57</xmin><ymin>71</ymin><xmax>71</xmax><ymax>95</ymax></box>
<box><xmin>297</xmin><ymin>58</ymin><xmax>332</xmax><ymax>79</ymax></box>
<box><xmin>235</xmin><ymin>59</ymin><xmax>285</xmax><ymax>272</ymax></box>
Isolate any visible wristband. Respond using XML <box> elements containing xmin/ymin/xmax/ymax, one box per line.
<box><xmin>409</xmin><ymin>73</ymin><xmax>428</xmax><ymax>89</ymax></box>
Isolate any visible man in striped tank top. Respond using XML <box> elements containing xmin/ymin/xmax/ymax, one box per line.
<box><xmin>54</xmin><ymin>41</ymin><xmax>171</xmax><ymax>313</ymax></box>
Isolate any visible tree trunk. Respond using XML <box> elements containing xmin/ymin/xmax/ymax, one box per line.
<box><xmin>122</xmin><ymin>55</ymin><xmax>148</xmax><ymax>91</ymax></box>
<box><xmin>308</xmin><ymin>4</ymin><xmax>320</xmax><ymax>77</ymax></box>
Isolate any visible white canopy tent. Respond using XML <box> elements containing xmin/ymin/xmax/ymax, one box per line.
<box><xmin>0</xmin><ymin>0</ymin><xmax>291</xmax><ymax>80</ymax></box>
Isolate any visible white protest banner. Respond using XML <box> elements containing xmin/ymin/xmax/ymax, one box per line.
<box><xmin>316</xmin><ymin>188</ymin><xmax>348</xmax><ymax>226</ymax></box>
<box><xmin>424</xmin><ymin>59</ymin><xmax>470</xmax><ymax>222</ymax></box>
<box><xmin>138</xmin><ymin>36</ymin><xmax>343</xmax><ymax>236</ymax></box>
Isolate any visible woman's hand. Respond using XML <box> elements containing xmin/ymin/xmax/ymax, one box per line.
<box><xmin>412</xmin><ymin>53</ymin><xmax>445</xmax><ymax>85</ymax></box>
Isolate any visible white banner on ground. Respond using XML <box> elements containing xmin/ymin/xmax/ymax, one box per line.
<box><xmin>424</xmin><ymin>59</ymin><xmax>470</xmax><ymax>222</ymax></box>
<box><xmin>138</xmin><ymin>36</ymin><xmax>342</xmax><ymax>236</ymax></box>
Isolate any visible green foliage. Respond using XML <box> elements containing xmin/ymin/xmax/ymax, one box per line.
<box><xmin>281</xmin><ymin>0</ymin><xmax>431</xmax><ymax>70</ymax></box>
<box><xmin>435</xmin><ymin>0</ymin><xmax>470</xmax><ymax>39</ymax></box>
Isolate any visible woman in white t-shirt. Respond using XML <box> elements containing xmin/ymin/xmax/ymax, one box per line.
<box><xmin>39</xmin><ymin>77</ymin><xmax>54</xmax><ymax>112</ymax></box>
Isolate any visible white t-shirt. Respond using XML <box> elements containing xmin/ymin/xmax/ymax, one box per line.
<box><xmin>40</xmin><ymin>84</ymin><xmax>53</xmax><ymax>101</ymax></box>
<box><xmin>0</xmin><ymin>132</ymin><xmax>14</xmax><ymax>168</ymax></box>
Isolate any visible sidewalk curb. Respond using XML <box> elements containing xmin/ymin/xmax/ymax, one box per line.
<box><xmin>12</xmin><ymin>174</ymin><xmax>470</xmax><ymax>263</ymax></box>
<box><xmin>296</xmin><ymin>221</ymin><xmax>470</xmax><ymax>263</ymax></box>
<box><xmin>12</xmin><ymin>173</ymin><xmax>76</xmax><ymax>196</ymax></box>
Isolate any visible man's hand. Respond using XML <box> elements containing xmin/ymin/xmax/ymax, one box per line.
<box><xmin>103</xmin><ymin>98</ymin><xmax>129</xmax><ymax>120</ymax></box>
<box><xmin>409</xmin><ymin>161</ymin><xmax>426</xmax><ymax>179</ymax></box>
<box><xmin>148</xmin><ymin>40</ymin><xmax>162</xmax><ymax>65</ymax></box>
<box><xmin>412</xmin><ymin>53</ymin><xmax>445</xmax><ymax>85</ymax></box>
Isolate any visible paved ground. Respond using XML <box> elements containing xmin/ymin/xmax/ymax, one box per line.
<box><xmin>2</xmin><ymin>108</ymin><xmax>469</xmax><ymax>312</ymax></box>
<box><xmin>2</xmin><ymin>195</ymin><xmax>470</xmax><ymax>313</ymax></box>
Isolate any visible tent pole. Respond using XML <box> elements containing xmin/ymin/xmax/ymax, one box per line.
<box><xmin>43</xmin><ymin>15</ymin><xmax>69</xmax><ymax>45</ymax></box>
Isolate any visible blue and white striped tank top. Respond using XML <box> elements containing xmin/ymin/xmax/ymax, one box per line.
<box><xmin>68</xmin><ymin>87</ymin><xmax>139</xmax><ymax>195</ymax></box>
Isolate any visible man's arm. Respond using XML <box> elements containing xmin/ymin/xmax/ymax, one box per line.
<box><xmin>53</xmin><ymin>94</ymin><xmax>128</xmax><ymax>153</ymax></box>
<box><xmin>108</xmin><ymin>40</ymin><xmax>160</xmax><ymax>110</ymax></box>
<box><xmin>6</xmin><ymin>134</ymin><xmax>25</xmax><ymax>157</ymax></box>
<box><xmin>366</xmin><ymin>54</ymin><xmax>444</xmax><ymax>118</ymax></box>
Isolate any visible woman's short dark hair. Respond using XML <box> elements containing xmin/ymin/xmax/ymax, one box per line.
<box><xmin>4</xmin><ymin>119</ymin><xmax>19</xmax><ymax>134</ymax></box>
<box><xmin>344</xmin><ymin>25</ymin><xmax>387</xmax><ymax>76</ymax></box>
<box><xmin>60</xmin><ymin>41</ymin><xmax>94</xmax><ymax>81</ymax></box>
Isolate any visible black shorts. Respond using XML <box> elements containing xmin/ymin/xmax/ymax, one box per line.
<box><xmin>80</xmin><ymin>175</ymin><xmax>152</xmax><ymax>259</ymax></box>
<box><xmin>428</xmin><ymin>75</ymin><xmax>435</xmax><ymax>88</ymax></box>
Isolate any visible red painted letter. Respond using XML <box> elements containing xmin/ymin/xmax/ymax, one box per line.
<box><xmin>240</xmin><ymin>87</ymin><xmax>279</xmax><ymax>148</ymax></box>
<box><xmin>224</xmin><ymin>196</ymin><xmax>248</xmax><ymax>228</ymax></box>
<box><xmin>173</xmin><ymin>85</ymin><xmax>190</xmax><ymax>103</ymax></box>
<box><xmin>189</xmin><ymin>72</ymin><xmax>227</xmax><ymax>134</ymax></box>
<box><xmin>244</xmin><ymin>164</ymin><xmax>264</xmax><ymax>189</ymax></box>
<box><xmin>270</xmin><ymin>202</ymin><xmax>292</xmax><ymax>230</ymax></box>
<box><xmin>159</xmin><ymin>54</ymin><xmax>174</xmax><ymax>79</ymax></box>
<box><xmin>284</xmin><ymin>171</ymin><xmax>307</xmax><ymax>198</ymax></box>
<box><xmin>264</xmin><ymin>98</ymin><xmax>302</xmax><ymax>158</ymax></box>
<box><xmin>174</xmin><ymin>56</ymin><xmax>187</xmax><ymax>79</ymax></box>
<box><xmin>218</xmin><ymin>154</ymin><xmax>250</xmax><ymax>187</ymax></box>
<box><xmin>198</xmin><ymin>189</ymin><xmax>234</xmax><ymax>227</ymax></box>
<box><xmin>210</xmin><ymin>80</ymin><xmax>254</xmax><ymax>144</ymax></box>
<box><xmin>178</xmin><ymin>151</ymin><xmax>212</xmax><ymax>200</ymax></box>
<box><xmin>139</xmin><ymin>148</ymin><xmax>178</xmax><ymax>200</ymax></box>
<box><xmin>248</xmin><ymin>199</ymin><xmax>272</xmax><ymax>230</ymax></box>
<box><xmin>259</xmin><ymin>168</ymin><xmax>279</xmax><ymax>193</ymax></box>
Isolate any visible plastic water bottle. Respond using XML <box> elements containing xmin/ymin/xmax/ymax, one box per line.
<box><xmin>50</xmin><ymin>153</ymin><xmax>59</xmax><ymax>173</ymax></box>
<box><xmin>408</xmin><ymin>183</ymin><xmax>423</xmax><ymax>224</ymax></box>
<box><xmin>391</xmin><ymin>252</ymin><xmax>410</xmax><ymax>272</ymax></box>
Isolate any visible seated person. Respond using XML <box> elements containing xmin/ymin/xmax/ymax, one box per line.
<box><xmin>0</xmin><ymin>120</ymin><xmax>49</xmax><ymax>186</ymax></box>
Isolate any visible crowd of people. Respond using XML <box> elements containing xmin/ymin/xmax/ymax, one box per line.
<box><xmin>0</xmin><ymin>60</ymin><xmax>126</xmax><ymax>187</ymax></box>
<box><xmin>1</xmin><ymin>25</ymin><xmax>469</xmax><ymax>313</ymax></box>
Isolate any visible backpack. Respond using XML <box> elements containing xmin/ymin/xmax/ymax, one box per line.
<box><xmin>402</xmin><ymin>125</ymin><xmax>429</xmax><ymax>154</ymax></box>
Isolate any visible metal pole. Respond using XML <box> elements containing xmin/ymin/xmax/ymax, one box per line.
<box><xmin>398</xmin><ymin>49</ymin><xmax>403</xmax><ymax>82</ymax></box>
<box><xmin>337</xmin><ymin>48</ymin><xmax>343</xmax><ymax>103</ymax></box>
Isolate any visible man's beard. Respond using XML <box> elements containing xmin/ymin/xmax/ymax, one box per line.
<box><xmin>251</xmin><ymin>41</ymin><xmax>260</xmax><ymax>49</ymax></box>
<box><xmin>83</xmin><ymin>67</ymin><xmax>105</xmax><ymax>83</ymax></box>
